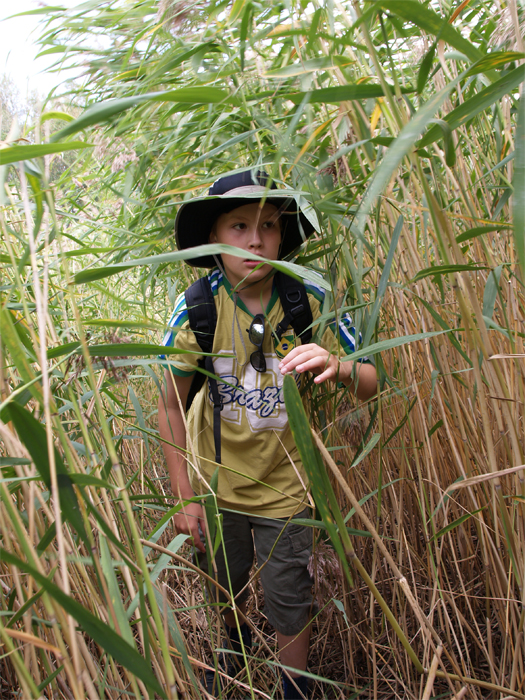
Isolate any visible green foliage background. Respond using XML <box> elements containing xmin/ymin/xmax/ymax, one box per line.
<box><xmin>1</xmin><ymin>0</ymin><xmax>524</xmax><ymax>698</ymax></box>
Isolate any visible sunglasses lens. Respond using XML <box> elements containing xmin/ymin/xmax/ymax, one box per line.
<box><xmin>249</xmin><ymin>318</ymin><xmax>265</xmax><ymax>346</ymax></box>
<box><xmin>248</xmin><ymin>315</ymin><xmax>266</xmax><ymax>372</ymax></box>
<box><xmin>250</xmin><ymin>350</ymin><xmax>266</xmax><ymax>372</ymax></box>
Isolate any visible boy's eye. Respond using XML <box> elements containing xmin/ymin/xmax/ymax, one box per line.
<box><xmin>230</xmin><ymin>219</ymin><xmax>279</xmax><ymax>231</ymax></box>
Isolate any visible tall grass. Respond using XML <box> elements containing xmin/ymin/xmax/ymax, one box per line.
<box><xmin>1</xmin><ymin>0</ymin><xmax>524</xmax><ymax>698</ymax></box>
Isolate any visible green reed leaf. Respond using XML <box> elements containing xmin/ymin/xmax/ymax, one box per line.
<box><xmin>426</xmin><ymin>118</ymin><xmax>456</xmax><ymax>166</ymax></box>
<box><xmin>283</xmin><ymin>374</ymin><xmax>355</xmax><ymax>585</ymax></box>
<box><xmin>343</xmin><ymin>329</ymin><xmax>452</xmax><ymax>362</ymax></box>
<box><xmin>37</xmin><ymin>666</ymin><xmax>64</xmax><ymax>693</ymax></box>
<box><xmin>0</xmin><ymin>309</ymin><xmax>42</xmax><ymax>402</ymax></box>
<box><xmin>149</xmin><ymin>42</ymin><xmax>218</xmax><ymax>80</ymax></box>
<box><xmin>47</xmin><ymin>342</ymin><xmax>82</xmax><ymax>359</ymax></box>
<box><xmin>362</xmin><ymin>214</ymin><xmax>403</xmax><ymax>347</ymax></box>
<box><xmin>239</xmin><ymin>1</ymin><xmax>252</xmax><ymax>71</ymax></box>
<box><xmin>418</xmin><ymin>66</ymin><xmax>525</xmax><ymax>148</ymax></box>
<box><xmin>149</xmin><ymin>534</ymin><xmax>188</xmax><ymax>581</ymax></box>
<box><xmin>69</xmin><ymin>474</ymin><xmax>116</xmax><ymax>489</ymax></box>
<box><xmin>6</xmin><ymin>586</ymin><xmax>45</xmax><ymax>629</ymax></box>
<box><xmin>175</xmin><ymin>130</ymin><xmax>259</xmax><ymax>173</ymax></box>
<box><xmin>51</xmin><ymin>88</ymin><xmax>229</xmax><ymax>141</ymax></box>
<box><xmin>36</xmin><ymin>523</ymin><xmax>57</xmax><ymax>553</ymax></box>
<box><xmin>291</xmin><ymin>518</ymin><xmax>372</xmax><ymax>538</ymax></box>
<box><xmin>129</xmin><ymin>385</ymin><xmax>150</xmax><ymax>461</ymax></box>
<box><xmin>0</xmin><ymin>458</ymin><xmax>31</xmax><ymax>467</ymax></box>
<box><xmin>86</xmin><ymin>343</ymin><xmax>205</xmax><ymax>357</ymax></box>
<box><xmin>376</xmin><ymin>1</ymin><xmax>483</xmax><ymax>64</ymax></box>
<box><xmin>6</xmin><ymin>403</ymin><xmax>90</xmax><ymax>546</ymax></box>
<box><xmin>82</xmin><ymin>318</ymin><xmax>162</xmax><ymax>329</ymax></box>
<box><xmin>482</xmin><ymin>265</ymin><xmax>503</xmax><ymax>320</ymax></box>
<box><xmin>417</xmin><ymin>42</ymin><xmax>437</xmax><ymax>94</ymax></box>
<box><xmin>99</xmin><ymin>536</ymin><xmax>135</xmax><ymax>646</ymax></box>
<box><xmin>344</xmin><ymin>479</ymin><xmax>404</xmax><ymax>523</ymax></box>
<box><xmin>0</xmin><ymin>142</ymin><xmax>93</xmax><ymax>165</ymax></box>
<box><xmin>456</xmin><ymin>225</ymin><xmax>511</xmax><ymax>243</ymax></box>
<box><xmin>354</xmin><ymin>70</ymin><xmax>462</xmax><ymax>238</ymax></box>
<box><xmin>265</xmin><ymin>57</ymin><xmax>341</xmax><ymax>78</ymax></box>
<box><xmin>350</xmin><ymin>433</ymin><xmax>381</xmax><ymax>469</ymax></box>
<box><xmin>430</xmin><ymin>506</ymin><xmax>487</xmax><ymax>541</ymax></box>
<box><xmin>25</xmin><ymin>173</ymin><xmax>44</xmax><ymax>238</ymax></box>
<box><xmin>152</xmin><ymin>587</ymin><xmax>200</xmax><ymax>693</ymax></box>
<box><xmin>73</xmin><ymin>265</ymin><xmax>133</xmax><ymax>284</ymax></box>
<box><xmin>285</xmin><ymin>82</ymin><xmax>413</xmax><ymax>104</ymax></box>
<box><xmin>513</xmin><ymin>90</ymin><xmax>525</xmax><ymax>278</ymax></box>
<box><xmin>412</xmin><ymin>264</ymin><xmax>490</xmax><ymax>282</ymax></box>
<box><xmin>73</xmin><ymin>244</ymin><xmax>331</xmax><ymax>290</ymax></box>
<box><xmin>40</xmin><ymin>111</ymin><xmax>75</xmax><ymax>124</ymax></box>
<box><xmin>465</xmin><ymin>51</ymin><xmax>525</xmax><ymax>77</ymax></box>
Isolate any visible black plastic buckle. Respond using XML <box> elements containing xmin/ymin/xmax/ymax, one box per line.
<box><xmin>291</xmin><ymin>303</ymin><xmax>305</xmax><ymax>315</ymax></box>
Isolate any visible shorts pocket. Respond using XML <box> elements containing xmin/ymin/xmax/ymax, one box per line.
<box><xmin>288</xmin><ymin>523</ymin><xmax>312</xmax><ymax>554</ymax></box>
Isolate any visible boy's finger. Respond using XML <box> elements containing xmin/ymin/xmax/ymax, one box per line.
<box><xmin>280</xmin><ymin>343</ymin><xmax>316</xmax><ymax>364</ymax></box>
<box><xmin>280</xmin><ymin>349</ymin><xmax>315</xmax><ymax>371</ymax></box>
<box><xmin>194</xmin><ymin>536</ymin><xmax>206</xmax><ymax>553</ymax></box>
<box><xmin>191</xmin><ymin>511</ymin><xmax>206</xmax><ymax>553</ymax></box>
<box><xmin>191</xmin><ymin>524</ymin><xmax>206</xmax><ymax>553</ymax></box>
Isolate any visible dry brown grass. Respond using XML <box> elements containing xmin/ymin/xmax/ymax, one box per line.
<box><xmin>1</xmin><ymin>0</ymin><xmax>523</xmax><ymax>695</ymax></box>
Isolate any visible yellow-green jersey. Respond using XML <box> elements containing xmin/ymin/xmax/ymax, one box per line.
<box><xmin>162</xmin><ymin>268</ymin><xmax>366</xmax><ymax>518</ymax></box>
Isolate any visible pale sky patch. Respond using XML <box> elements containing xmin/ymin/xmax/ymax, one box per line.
<box><xmin>0</xmin><ymin>0</ymin><xmax>76</xmax><ymax>98</ymax></box>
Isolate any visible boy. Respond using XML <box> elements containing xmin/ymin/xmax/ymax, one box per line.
<box><xmin>158</xmin><ymin>169</ymin><xmax>377</xmax><ymax>699</ymax></box>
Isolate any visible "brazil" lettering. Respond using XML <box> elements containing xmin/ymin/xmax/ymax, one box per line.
<box><xmin>212</xmin><ymin>375</ymin><xmax>284</xmax><ymax>418</ymax></box>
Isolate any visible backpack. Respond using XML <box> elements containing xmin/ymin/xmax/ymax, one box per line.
<box><xmin>184</xmin><ymin>272</ymin><xmax>313</xmax><ymax>464</ymax></box>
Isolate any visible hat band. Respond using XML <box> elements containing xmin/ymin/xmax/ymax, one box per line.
<box><xmin>218</xmin><ymin>185</ymin><xmax>274</xmax><ymax>197</ymax></box>
<box><xmin>214</xmin><ymin>185</ymin><xmax>297</xmax><ymax>214</ymax></box>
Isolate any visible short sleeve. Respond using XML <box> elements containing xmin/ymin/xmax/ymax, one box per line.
<box><xmin>304</xmin><ymin>278</ymin><xmax>370</xmax><ymax>363</ymax></box>
<box><xmin>161</xmin><ymin>292</ymin><xmax>202</xmax><ymax>376</ymax></box>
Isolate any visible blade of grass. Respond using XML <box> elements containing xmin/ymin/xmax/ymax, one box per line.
<box><xmin>513</xmin><ymin>90</ymin><xmax>525</xmax><ymax>277</ymax></box>
<box><xmin>0</xmin><ymin>142</ymin><xmax>93</xmax><ymax>165</ymax></box>
<box><xmin>51</xmin><ymin>87</ymin><xmax>230</xmax><ymax>141</ymax></box>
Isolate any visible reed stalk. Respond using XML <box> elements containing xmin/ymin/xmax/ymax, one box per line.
<box><xmin>1</xmin><ymin>0</ymin><xmax>523</xmax><ymax>697</ymax></box>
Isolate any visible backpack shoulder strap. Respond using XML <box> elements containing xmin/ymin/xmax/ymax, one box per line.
<box><xmin>185</xmin><ymin>276</ymin><xmax>217</xmax><ymax>355</ymax></box>
<box><xmin>183</xmin><ymin>277</ymin><xmax>223</xmax><ymax>464</ymax></box>
<box><xmin>274</xmin><ymin>271</ymin><xmax>313</xmax><ymax>344</ymax></box>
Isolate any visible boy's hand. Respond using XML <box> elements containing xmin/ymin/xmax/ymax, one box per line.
<box><xmin>173</xmin><ymin>502</ymin><xmax>206</xmax><ymax>553</ymax></box>
<box><xmin>279</xmin><ymin>343</ymin><xmax>377</xmax><ymax>399</ymax></box>
<box><xmin>279</xmin><ymin>343</ymin><xmax>344</xmax><ymax>384</ymax></box>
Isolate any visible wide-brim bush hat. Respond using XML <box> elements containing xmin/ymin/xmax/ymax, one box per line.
<box><xmin>175</xmin><ymin>169</ymin><xmax>318</xmax><ymax>267</ymax></box>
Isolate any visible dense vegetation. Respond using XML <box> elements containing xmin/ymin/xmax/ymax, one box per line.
<box><xmin>1</xmin><ymin>0</ymin><xmax>524</xmax><ymax>697</ymax></box>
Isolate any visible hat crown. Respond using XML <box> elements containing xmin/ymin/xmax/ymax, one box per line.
<box><xmin>208</xmin><ymin>170</ymin><xmax>276</xmax><ymax>196</ymax></box>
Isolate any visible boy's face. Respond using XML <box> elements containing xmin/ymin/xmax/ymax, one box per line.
<box><xmin>209</xmin><ymin>202</ymin><xmax>281</xmax><ymax>289</ymax></box>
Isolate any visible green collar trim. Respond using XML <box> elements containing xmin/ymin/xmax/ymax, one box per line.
<box><xmin>221</xmin><ymin>272</ymin><xmax>279</xmax><ymax>318</ymax></box>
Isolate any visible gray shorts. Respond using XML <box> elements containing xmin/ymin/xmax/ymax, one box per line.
<box><xmin>198</xmin><ymin>509</ymin><xmax>314</xmax><ymax>636</ymax></box>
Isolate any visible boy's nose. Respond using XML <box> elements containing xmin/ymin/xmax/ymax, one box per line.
<box><xmin>248</xmin><ymin>226</ymin><xmax>263</xmax><ymax>247</ymax></box>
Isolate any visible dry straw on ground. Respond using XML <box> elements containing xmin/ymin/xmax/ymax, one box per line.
<box><xmin>1</xmin><ymin>0</ymin><xmax>524</xmax><ymax>697</ymax></box>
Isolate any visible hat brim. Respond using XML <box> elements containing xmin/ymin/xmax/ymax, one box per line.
<box><xmin>175</xmin><ymin>190</ymin><xmax>317</xmax><ymax>268</ymax></box>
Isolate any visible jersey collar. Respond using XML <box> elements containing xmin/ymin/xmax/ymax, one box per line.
<box><xmin>220</xmin><ymin>270</ymin><xmax>279</xmax><ymax>318</ymax></box>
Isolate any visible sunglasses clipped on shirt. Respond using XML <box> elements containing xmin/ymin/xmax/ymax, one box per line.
<box><xmin>248</xmin><ymin>314</ymin><xmax>266</xmax><ymax>372</ymax></box>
